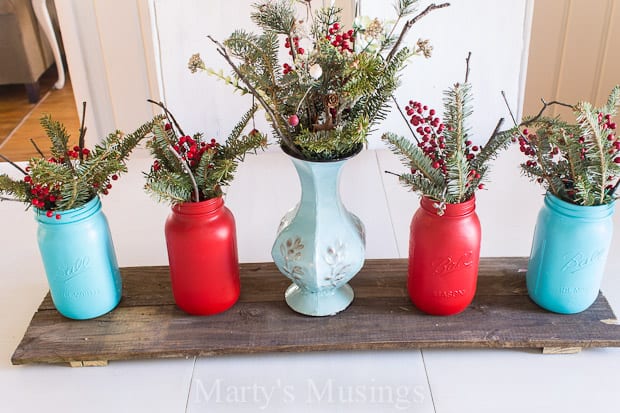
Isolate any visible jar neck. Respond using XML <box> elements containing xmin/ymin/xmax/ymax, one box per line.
<box><xmin>172</xmin><ymin>197</ymin><xmax>224</xmax><ymax>216</ymax></box>
<box><xmin>545</xmin><ymin>192</ymin><xmax>615</xmax><ymax>219</ymax></box>
<box><xmin>35</xmin><ymin>196</ymin><xmax>101</xmax><ymax>224</ymax></box>
<box><xmin>420</xmin><ymin>196</ymin><xmax>476</xmax><ymax>217</ymax></box>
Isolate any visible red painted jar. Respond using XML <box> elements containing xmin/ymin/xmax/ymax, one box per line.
<box><xmin>408</xmin><ymin>196</ymin><xmax>481</xmax><ymax>315</ymax></box>
<box><xmin>164</xmin><ymin>197</ymin><xmax>240</xmax><ymax>315</ymax></box>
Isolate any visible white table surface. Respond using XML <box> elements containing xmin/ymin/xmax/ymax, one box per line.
<box><xmin>1</xmin><ymin>147</ymin><xmax>619</xmax><ymax>413</ymax></box>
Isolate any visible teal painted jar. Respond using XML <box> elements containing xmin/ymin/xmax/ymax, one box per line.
<box><xmin>35</xmin><ymin>196</ymin><xmax>122</xmax><ymax>319</ymax></box>
<box><xmin>527</xmin><ymin>192</ymin><xmax>615</xmax><ymax>314</ymax></box>
<box><xmin>271</xmin><ymin>146</ymin><xmax>365</xmax><ymax>316</ymax></box>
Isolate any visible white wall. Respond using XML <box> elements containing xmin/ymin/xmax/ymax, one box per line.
<box><xmin>55</xmin><ymin>0</ymin><xmax>533</xmax><ymax>147</ymax></box>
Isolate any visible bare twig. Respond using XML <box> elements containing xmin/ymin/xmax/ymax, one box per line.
<box><xmin>522</xmin><ymin>98</ymin><xmax>574</xmax><ymax>126</ymax></box>
<box><xmin>167</xmin><ymin>144</ymin><xmax>200</xmax><ymax>202</ymax></box>
<box><xmin>207</xmin><ymin>35</ymin><xmax>305</xmax><ymax>159</ymax></box>
<box><xmin>78</xmin><ymin>102</ymin><xmax>87</xmax><ymax>162</ymax></box>
<box><xmin>0</xmin><ymin>196</ymin><xmax>21</xmax><ymax>203</ymax></box>
<box><xmin>610</xmin><ymin>179</ymin><xmax>620</xmax><ymax>197</ymax></box>
<box><xmin>501</xmin><ymin>91</ymin><xmax>520</xmax><ymax>128</ymax></box>
<box><xmin>386</xmin><ymin>2</ymin><xmax>450</xmax><ymax>62</ymax></box>
<box><xmin>0</xmin><ymin>154</ymin><xmax>28</xmax><ymax>175</ymax></box>
<box><xmin>384</xmin><ymin>170</ymin><xmax>402</xmax><ymax>178</ymax></box>
<box><xmin>29</xmin><ymin>139</ymin><xmax>45</xmax><ymax>157</ymax></box>
<box><xmin>147</xmin><ymin>99</ymin><xmax>186</xmax><ymax>137</ymax></box>
<box><xmin>488</xmin><ymin>118</ymin><xmax>505</xmax><ymax>141</ymax></box>
<box><xmin>391</xmin><ymin>95</ymin><xmax>420</xmax><ymax>144</ymax></box>
<box><xmin>464</xmin><ymin>52</ymin><xmax>472</xmax><ymax>83</ymax></box>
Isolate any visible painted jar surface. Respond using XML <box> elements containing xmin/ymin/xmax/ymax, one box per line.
<box><xmin>36</xmin><ymin>196</ymin><xmax>121</xmax><ymax>319</ymax></box>
<box><xmin>408</xmin><ymin>196</ymin><xmax>481</xmax><ymax>315</ymax></box>
<box><xmin>165</xmin><ymin>197</ymin><xmax>240</xmax><ymax>315</ymax></box>
<box><xmin>527</xmin><ymin>192</ymin><xmax>614</xmax><ymax>314</ymax></box>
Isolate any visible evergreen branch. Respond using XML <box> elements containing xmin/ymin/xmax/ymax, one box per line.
<box><xmin>207</xmin><ymin>35</ymin><xmax>305</xmax><ymax>159</ymax></box>
<box><xmin>382</xmin><ymin>132</ymin><xmax>443</xmax><ymax>186</ymax></box>
<box><xmin>386</xmin><ymin>2</ymin><xmax>450</xmax><ymax>62</ymax></box>
<box><xmin>167</xmin><ymin>143</ymin><xmax>200</xmax><ymax>202</ymax></box>
<box><xmin>471</xmin><ymin>118</ymin><xmax>507</xmax><ymax>170</ymax></box>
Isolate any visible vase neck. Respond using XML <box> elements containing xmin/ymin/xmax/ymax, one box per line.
<box><xmin>291</xmin><ymin>157</ymin><xmax>347</xmax><ymax>207</ymax></box>
<box><xmin>420</xmin><ymin>196</ymin><xmax>476</xmax><ymax>217</ymax></box>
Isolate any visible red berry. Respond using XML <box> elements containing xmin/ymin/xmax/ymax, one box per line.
<box><xmin>615</xmin><ymin>157</ymin><xmax>620</xmax><ymax>164</ymax></box>
<box><xmin>55</xmin><ymin>214</ymin><xmax>61</xmax><ymax>220</ymax></box>
<box><xmin>472</xmin><ymin>146</ymin><xmax>479</xmax><ymax>151</ymax></box>
<box><xmin>429</xmin><ymin>109</ymin><xmax>436</xmax><ymax>116</ymax></box>
<box><xmin>288</xmin><ymin>114</ymin><xmax>299</xmax><ymax>127</ymax></box>
<box><xmin>106</xmin><ymin>183</ymin><xmax>112</xmax><ymax>189</ymax></box>
<box><xmin>164</xmin><ymin>123</ymin><xmax>172</xmax><ymax>130</ymax></box>
<box><xmin>478</xmin><ymin>184</ymin><xmax>485</xmax><ymax>190</ymax></box>
<box><xmin>297</xmin><ymin>48</ymin><xmax>304</xmax><ymax>55</ymax></box>
<box><xmin>82</xmin><ymin>148</ymin><xmax>90</xmax><ymax>156</ymax></box>
<box><xmin>111</xmin><ymin>174</ymin><xmax>119</xmax><ymax>181</ymax></box>
<box><xmin>432</xmin><ymin>161</ymin><xmax>440</xmax><ymax>169</ymax></box>
<box><xmin>24</xmin><ymin>175</ymin><xmax>32</xmax><ymax>183</ymax></box>
<box><xmin>46</xmin><ymin>210</ymin><xmax>53</xmax><ymax>218</ymax></box>
<box><xmin>333</xmin><ymin>23</ymin><xmax>340</xmax><ymax>31</ymax></box>
<box><xmin>49</xmin><ymin>195</ymin><xmax>56</xmax><ymax>202</ymax></box>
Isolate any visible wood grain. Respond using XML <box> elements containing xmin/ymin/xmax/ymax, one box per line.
<box><xmin>12</xmin><ymin>258</ymin><xmax>620</xmax><ymax>366</ymax></box>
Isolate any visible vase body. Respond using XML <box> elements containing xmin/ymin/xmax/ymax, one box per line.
<box><xmin>271</xmin><ymin>150</ymin><xmax>366</xmax><ymax>316</ymax></box>
<box><xmin>36</xmin><ymin>196</ymin><xmax>122</xmax><ymax>319</ymax></box>
<box><xmin>164</xmin><ymin>197</ymin><xmax>240</xmax><ymax>315</ymax></box>
<box><xmin>408</xmin><ymin>196</ymin><xmax>481</xmax><ymax>315</ymax></box>
<box><xmin>527</xmin><ymin>192</ymin><xmax>614</xmax><ymax>314</ymax></box>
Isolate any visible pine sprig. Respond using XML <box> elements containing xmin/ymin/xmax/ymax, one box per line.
<box><xmin>144</xmin><ymin>104</ymin><xmax>267</xmax><ymax>205</ymax></box>
<box><xmin>0</xmin><ymin>109</ymin><xmax>155</xmax><ymax>215</ymax></box>
<box><xmin>195</xmin><ymin>0</ymin><xmax>448</xmax><ymax>161</ymax></box>
<box><xmin>383</xmin><ymin>73</ymin><xmax>510</xmax><ymax>212</ymax></box>
<box><xmin>516</xmin><ymin>85</ymin><xmax>620</xmax><ymax>205</ymax></box>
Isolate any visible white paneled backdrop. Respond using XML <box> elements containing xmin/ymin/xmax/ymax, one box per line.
<box><xmin>53</xmin><ymin>0</ymin><xmax>533</xmax><ymax>147</ymax></box>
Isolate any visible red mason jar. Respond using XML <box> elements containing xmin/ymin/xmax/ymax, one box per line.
<box><xmin>408</xmin><ymin>196</ymin><xmax>481</xmax><ymax>315</ymax></box>
<box><xmin>164</xmin><ymin>197</ymin><xmax>240</xmax><ymax>315</ymax></box>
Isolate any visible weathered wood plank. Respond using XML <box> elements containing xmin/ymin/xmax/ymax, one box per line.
<box><xmin>14</xmin><ymin>258</ymin><xmax>620</xmax><ymax>366</ymax></box>
<box><xmin>38</xmin><ymin>258</ymin><xmax>529</xmax><ymax>310</ymax></box>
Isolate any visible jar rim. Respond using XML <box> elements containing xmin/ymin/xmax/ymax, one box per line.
<box><xmin>172</xmin><ymin>196</ymin><xmax>224</xmax><ymax>215</ymax></box>
<box><xmin>420</xmin><ymin>195</ymin><xmax>476</xmax><ymax>217</ymax></box>
<box><xmin>35</xmin><ymin>196</ymin><xmax>101</xmax><ymax>224</ymax></box>
<box><xmin>544</xmin><ymin>192</ymin><xmax>615</xmax><ymax>219</ymax></box>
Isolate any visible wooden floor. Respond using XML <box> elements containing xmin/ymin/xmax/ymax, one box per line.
<box><xmin>0</xmin><ymin>66</ymin><xmax>80</xmax><ymax>162</ymax></box>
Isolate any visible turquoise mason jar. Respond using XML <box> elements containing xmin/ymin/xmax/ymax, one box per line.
<box><xmin>35</xmin><ymin>196</ymin><xmax>122</xmax><ymax>319</ymax></box>
<box><xmin>527</xmin><ymin>192</ymin><xmax>615</xmax><ymax>314</ymax></box>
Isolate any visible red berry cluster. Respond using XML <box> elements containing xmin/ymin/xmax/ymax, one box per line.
<box><xmin>326</xmin><ymin>23</ymin><xmax>354</xmax><ymax>53</ymax></box>
<box><xmin>283</xmin><ymin>62</ymin><xmax>294</xmax><ymax>75</ymax></box>
<box><xmin>285</xmin><ymin>36</ymin><xmax>303</xmax><ymax>56</ymax></box>
<box><xmin>405</xmin><ymin>100</ymin><xmax>483</xmax><ymax>189</ymax></box>
<box><xmin>23</xmin><ymin>175</ymin><xmax>61</xmax><ymax>219</ymax></box>
<box><xmin>599</xmin><ymin>113</ymin><xmax>620</xmax><ymax>162</ymax></box>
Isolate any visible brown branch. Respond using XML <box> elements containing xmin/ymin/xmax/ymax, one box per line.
<box><xmin>0</xmin><ymin>153</ymin><xmax>28</xmax><ymax>175</ymax></box>
<box><xmin>384</xmin><ymin>170</ymin><xmax>402</xmax><ymax>178</ymax></box>
<box><xmin>610</xmin><ymin>179</ymin><xmax>620</xmax><ymax>197</ymax></box>
<box><xmin>391</xmin><ymin>95</ymin><xmax>420</xmax><ymax>144</ymax></box>
<box><xmin>464</xmin><ymin>51</ymin><xmax>472</xmax><ymax>83</ymax></box>
<box><xmin>78</xmin><ymin>101</ymin><xmax>87</xmax><ymax>161</ymax></box>
<box><xmin>386</xmin><ymin>2</ymin><xmax>450</xmax><ymax>62</ymax></box>
<box><xmin>0</xmin><ymin>196</ymin><xmax>22</xmax><ymax>203</ymax></box>
<box><xmin>29</xmin><ymin>138</ymin><xmax>45</xmax><ymax>157</ymax></box>
<box><xmin>207</xmin><ymin>35</ymin><xmax>305</xmax><ymax>159</ymax></box>
<box><xmin>522</xmin><ymin>98</ymin><xmax>574</xmax><ymax>126</ymax></box>
<box><xmin>147</xmin><ymin>99</ymin><xmax>186</xmax><ymax>137</ymax></box>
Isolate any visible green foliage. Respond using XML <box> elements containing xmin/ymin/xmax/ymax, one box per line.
<box><xmin>144</xmin><ymin>105</ymin><xmax>267</xmax><ymax>205</ymax></box>
<box><xmin>383</xmin><ymin>81</ymin><xmax>512</xmax><ymax>213</ymax></box>
<box><xmin>195</xmin><ymin>0</ymin><xmax>441</xmax><ymax>161</ymax></box>
<box><xmin>517</xmin><ymin>85</ymin><xmax>620</xmax><ymax>205</ymax></box>
<box><xmin>0</xmin><ymin>113</ymin><xmax>156</xmax><ymax>214</ymax></box>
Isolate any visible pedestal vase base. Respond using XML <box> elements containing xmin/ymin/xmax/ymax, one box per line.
<box><xmin>285</xmin><ymin>283</ymin><xmax>354</xmax><ymax>316</ymax></box>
